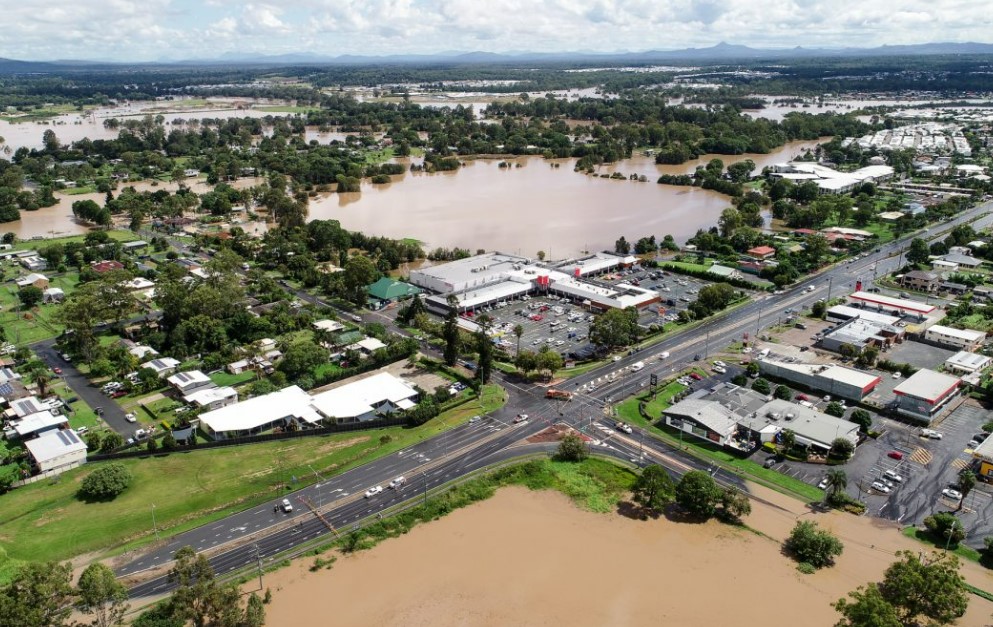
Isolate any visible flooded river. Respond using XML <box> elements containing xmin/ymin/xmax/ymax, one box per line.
<box><xmin>310</xmin><ymin>139</ymin><xmax>824</xmax><ymax>254</ymax></box>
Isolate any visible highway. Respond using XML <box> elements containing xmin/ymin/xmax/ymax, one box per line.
<box><xmin>117</xmin><ymin>199</ymin><xmax>993</xmax><ymax>598</ymax></box>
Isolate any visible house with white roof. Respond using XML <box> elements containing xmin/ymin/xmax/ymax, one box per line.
<box><xmin>184</xmin><ymin>386</ymin><xmax>238</xmax><ymax>411</ymax></box>
<box><xmin>199</xmin><ymin>385</ymin><xmax>324</xmax><ymax>440</ymax></box>
<box><xmin>10</xmin><ymin>410</ymin><xmax>69</xmax><ymax>439</ymax></box>
<box><xmin>141</xmin><ymin>357</ymin><xmax>181</xmax><ymax>378</ymax></box>
<box><xmin>16</xmin><ymin>273</ymin><xmax>49</xmax><ymax>289</ymax></box>
<box><xmin>310</xmin><ymin>372</ymin><xmax>419</xmax><ymax>423</ymax></box>
<box><xmin>24</xmin><ymin>429</ymin><xmax>87</xmax><ymax>474</ymax></box>
<box><xmin>128</xmin><ymin>344</ymin><xmax>159</xmax><ymax>360</ymax></box>
<box><xmin>166</xmin><ymin>370</ymin><xmax>214</xmax><ymax>396</ymax></box>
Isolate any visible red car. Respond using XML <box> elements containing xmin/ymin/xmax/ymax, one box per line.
<box><xmin>52</xmin><ymin>367</ymin><xmax>62</xmax><ymax>375</ymax></box>
<box><xmin>689</xmin><ymin>372</ymin><xmax>703</xmax><ymax>381</ymax></box>
<box><xmin>796</xmin><ymin>394</ymin><xmax>810</xmax><ymax>402</ymax></box>
<box><xmin>539</xmin><ymin>306</ymin><xmax>549</xmax><ymax>312</ymax></box>
<box><xmin>887</xmin><ymin>451</ymin><xmax>904</xmax><ymax>460</ymax></box>
<box><xmin>111</xmin><ymin>390</ymin><xmax>127</xmax><ymax>399</ymax></box>
<box><xmin>531</xmin><ymin>314</ymin><xmax>543</xmax><ymax>321</ymax></box>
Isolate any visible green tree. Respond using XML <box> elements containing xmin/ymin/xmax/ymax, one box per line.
<box><xmin>77</xmin><ymin>562</ymin><xmax>129</xmax><ymax>627</ymax></box>
<box><xmin>675</xmin><ymin>470</ymin><xmax>722</xmax><ymax>519</ymax></box>
<box><xmin>906</xmin><ymin>237</ymin><xmax>931</xmax><ymax>266</ymax></box>
<box><xmin>0</xmin><ymin>561</ymin><xmax>75</xmax><ymax>627</ymax></box>
<box><xmin>341</xmin><ymin>255</ymin><xmax>380</xmax><ymax>306</ymax></box>
<box><xmin>631</xmin><ymin>464</ymin><xmax>676</xmax><ymax>513</ymax></box>
<box><xmin>829</xmin><ymin>437</ymin><xmax>855</xmax><ymax>459</ymax></box>
<box><xmin>784</xmin><ymin>520</ymin><xmax>844</xmax><ymax>569</ymax></box>
<box><xmin>79</xmin><ymin>463</ymin><xmax>133</xmax><ymax>501</ymax></box>
<box><xmin>535</xmin><ymin>347</ymin><xmax>563</xmax><ymax>375</ymax></box>
<box><xmin>278</xmin><ymin>341</ymin><xmax>328</xmax><ymax>382</ymax></box>
<box><xmin>475</xmin><ymin>327</ymin><xmax>493</xmax><ymax>385</ymax></box>
<box><xmin>244</xmin><ymin>593</ymin><xmax>266</xmax><ymax>627</ymax></box>
<box><xmin>512</xmin><ymin>324</ymin><xmax>524</xmax><ymax>355</ymax></box>
<box><xmin>442</xmin><ymin>295</ymin><xmax>460</xmax><ymax>367</ymax></box>
<box><xmin>833</xmin><ymin>583</ymin><xmax>902</xmax><ymax>627</ymax></box>
<box><xmin>589</xmin><ymin>307</ymin><xmax>638</xmax><ymax>350</ymax></box>
<box><xmin>780</xmin><ymin>429</ymin><xmax>796</xmax><ymax>455</ymax></box>
<box><xmin>825</xmin><ymin>469</ymin><xmax>848</xmax><ymax>503</ymax></box>
<box><xmin>825</xmin><ymin>401</ymin><xmax>845</xmax><ymax>418</ymax></box>
<box><xmin>161</xmin><ymin>433</ymin><xmax>178</xmax><ymax>451</ymax></box>
<box><xmin>811</xmin><ymin>299</ymin><xmax>827</xmax><ymax>318</ymax></box>
<box><xmin>956</xmin><ymin>468</ymin><xmax>976</xmax><ymax>511</ymax></box>
<box><xmin>751</xmin><ymin>377</ymin><xmax>770</xmax><ymax>394</ymax></box>
<box><xmin>515</xmin><ymin>350</ymin><xmax>537</xmax><ymax>376</ymax></box>
<box><xmin>18</xmin><ymin>285</ymin><xmax>43</xmax><ymax>309</ymax></box>
<box><xmin>878</xmin><ymin>551</ymin><xmax>968</xmax><ymax>625</ymax></box>
<box><xmin>850</xmin><ymin>409</ymin><xmax>872</xmax><ymax>433</ymax></box>
<box><xmin>773</xmin><ymin>385</ymin><xmax>793</xmax><ymax>400</ymax></box>
<box><xmin>923</xmin><ymin>512</ymin><xmax>965</xmax><ymax>547</ymax></box>
<box><xmin>719</xmin><ymin>486</ymin><xmax>751</xmax><ymax>522</ymax></box>
<box><xmin>555</xmin><ymin>434</ymin><xmax>588</xmax><ymax>462</ymax></box>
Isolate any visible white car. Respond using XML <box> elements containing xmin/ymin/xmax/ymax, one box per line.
<box><xmin>364</xmin><ymin>486</ymin><xmax>384</xmax><ymax>498</ymax></box>
<box><xmin>514</xmin><ymin>414</ymin><xmax>529</xmax><ymax>424</ymax></box>
<box><xmin>883</xmin><ymin>470</ymin><xmax>903</xmax><ymax>483</ymax></box>
<box><xmin>659</xmin><ymin>351</ymin><xmax>670</xmax><ymax>360</ymax></box>
<box><xmin>892</xmin><ymin>372</ymin><xmax>902</xmax><ymax>379</ymax></box>
<box><xmin>125</xmin><ymin>413</ymin><xmax>137</xmax><ymax>423</ymax></box>
<box><xmin>942</xmin><ymin>488</ymin><xmax>963</xmax><ymax>500</ymax></box>
<box><xmin>713</xmin><ymin>360</ymin><xmax>726</xmax><ymax>368</ymax></box>
<box><xmin>469</xmin><ymin>415</ymin><xmax>481</xmax><ymax>423</ymax></box>
<box><xmin>712</xmin><ymin>365</ymin><xmax>726</xmax><ymax>374</ymax></box>
<box><xmin>870</xmin><ymin>481</ymin><xmax>891</xmax><ymax>494</ymax></box>
<box><xmin>817</xmin><ymin>477</ymin><xmax>829</xmax><ymax>490</ymax></box>
<box><xmin>921</xmin><ymin>429</ymin><xmax>943</xmax><ymax>440</ymax></box>
<box><xmin>614</xmin><ymin>422</ymin><xmax>633</xmax><ymax>434</ymax></box>
<box><xmin>388</xmin><ymin>476</ymin><xmax>406</xmax><ymax>489</ymax></box>
<box><xmin>281</xmin><ymin>498</ymin><xmax>293</xmax><ymax>513</ymax></box>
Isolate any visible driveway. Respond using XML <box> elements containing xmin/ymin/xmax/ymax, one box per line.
<box><xmin>32</xmin><ymin>339</ymin><xmax>133</xmax><ymax>437</ymax></box>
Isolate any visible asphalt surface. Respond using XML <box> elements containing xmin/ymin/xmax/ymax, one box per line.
<box><xmin>111</xmin><ymin>198</ymin><xmax>993</xmax><ymax>597</ymax></box>
<box><xmin>32</xmin><ymin>338</ymin><xmax>135</xmax><ymax>436</ymax></box>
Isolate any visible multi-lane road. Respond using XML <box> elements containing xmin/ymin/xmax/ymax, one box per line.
<box><xmin>113</xmin><ymin>199</ymin><xmax>993</xmax><ymax>597</ymax></box>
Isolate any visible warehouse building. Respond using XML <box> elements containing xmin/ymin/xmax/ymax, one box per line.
<box><xmin>757</xmin><ymin>359</ymin><xmax>882</xmax><ymax>401</ymax></box>
<box><xmin>847</xmin><ymin>291</ymin><xmax>936</xmax><ymax>318</ymax></box>
<box><xmin>892</xmin><ymin>369</ymin><xmax>961</xmax><ymax>422</ymax></box>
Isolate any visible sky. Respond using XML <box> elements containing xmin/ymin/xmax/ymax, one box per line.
<box><xmin>0</xmin><ymin>0</ymin><xmax>989</xmax><ymax>62</ymax></box>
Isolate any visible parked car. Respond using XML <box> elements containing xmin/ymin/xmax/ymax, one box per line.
<box><xmin>942</xmin><ymin>488</ymin><xmax>963</xmax><ymax>500</ymax></box>
<box><xmin>111</xmin><ymin>390</ymin><xmax>127</xmax><ymax>399</ymax></box>
<box><xmin>796</xmin><ymin>394</ymin><xmax>810</xmax><ymax>402</ymax></box>
<box><xmin>892</xmin><ymin>372</ymin><xmax>902</xmax><ymax>379</ymax></box>
<box><xmin>364</xmin><ymin>486</ymin><xmax>384</xmax><ymax>498</ymax></box>
<box><xmin>887</xmin><ymin>451</ymin><xmax>904</xmax><ymax>460</ymax></box>
<box><xmin>281</xmin><ymin>498</ymin><xmax>293</xmax><ymax>513</ymax></box>
<box><xmin>870</xmin><ymin>481</ymin><xmax>891</xmax><ymax>494</ymax></box>
<box><xmin>125</xmin><ymin>413</ymin><xmax>137</xmax><ymax>423</ymax></box>
<box><xmin>689</xmin><ymin>372</ymin><xmax>703</xmax><ymax>381</ymax></box>
<box><xmin>883</xmin><ymin>470</ymin><xmax>903</xmax><ymax>483</ymax></box>
<box><xmin>817</xmin><ymin>477</ymin><xmax>829</xmax><ymax>490</ymax></box>
<box><xmin>921</xmin><ymin>429</ymin><xmax>943</xmax><ymax>440</ymax></box>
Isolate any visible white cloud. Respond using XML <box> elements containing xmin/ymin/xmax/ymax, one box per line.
<box><xmin>0</xmin><ymin>0</ymin><xmax>990</xmax><ymax>61</ymax></box>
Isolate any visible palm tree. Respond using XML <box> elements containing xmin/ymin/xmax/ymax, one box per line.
<box><xmin>957</xmin><ymin>468</ymin><xmax>976</xmax><ymax>511</ymax></box>
<box><xmin>28</xmin><ymin>362</ymin><xmax>52</xmax><ymax>397</ymax></box>
<box><xmin>513</xmin><ymin>324</ymin><xmax>524</xmax><ymax>356</ymax></box>
<box><xmin>825</xmin><ymin>469</ymin><xmax>847</xmax><ymax>504</ymax></box>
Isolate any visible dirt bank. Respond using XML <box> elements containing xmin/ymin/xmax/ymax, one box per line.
<box><xmin>258</xmin><ymin>483</ymin><xmax>993</xmax><ymax>626</ymax></box>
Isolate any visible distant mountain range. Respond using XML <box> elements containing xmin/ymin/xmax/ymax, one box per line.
<box><xmin>3</xmin><ymin>41</ymin><xmax>993</xmax><ymax>72</ymax></box>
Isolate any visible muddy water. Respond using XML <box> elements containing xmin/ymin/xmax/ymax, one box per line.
<box><xmin>309</xmin><ymin>139</ymin><xmax>823</xmax><ymax>254</ymax></box>
<box><xmin>3</xmin><ymin>177</ymin><xmax>264</xmax><ymax>239</ymax></box>
<box><xmin>259</xmin><ymin>485</ymin><xmax>993</xmax><ymax>627</ymax></box>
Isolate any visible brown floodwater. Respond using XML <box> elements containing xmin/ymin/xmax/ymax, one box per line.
<box><xmin>310</xmin><ymin>139</ymin><xmax>824</xmax><ymax>254</ymax></box>
<box><xmin>259</xmin><ymin>484</ymin><xmax>993</xmax><ymax>627</ymax></box>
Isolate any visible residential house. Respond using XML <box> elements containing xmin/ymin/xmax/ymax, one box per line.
<box><xmin>24</xmin><ymin>429</ymin><xmax>87</xmax><ymax>475</ymax></box>
<box><xmin>15</xmin><ymin>273</ymin><xmax>49</xmax><ymax>290</ymax></box>
<box><xmin>746</xmin><ymin>246</ymin><xmax>776</xmax><ymax>260</ymax></box>
<box><xmin>91</xmin><ymin>260</ymin><xmax>125</xmax><ymax>274</ymax></box>
<box><xmin>900</xmin><ymin>270</ymin><xmax>941</xmax><ymax>293</ymax></box>
<box><xmin>19</xmin><ymin>256</ymin><xmax>47</xmax><ymax>272</ymax></box>
<box><xmin>141</xmin><ymin>357</ymin><xmax>181</xmax><ymax>378</ymax></box>
<box><xmin>42</xmin><ymin>287</ymin><xmax>65</xmax><ymax>303</ymax></box>
<box><xmin>166</xmin><ymin>370</ymin><xmax>215</xmax><ymax>396</ymax></box>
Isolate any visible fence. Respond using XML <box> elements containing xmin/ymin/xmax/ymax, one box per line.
<box><xmin>88</xmin><ymin>417</ymin><xmax>410</xmax><ymax>462</ymax></box>
<box><xmin>11</xmin><ymin>460</ymin><xmax>85</xmax><ymax>488</ymax></box>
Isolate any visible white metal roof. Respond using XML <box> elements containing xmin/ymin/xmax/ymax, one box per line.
<box><xmin>826</xmin><ymin>305</ymin><xmax>901</xmax><ymax>326</ymax></box>
<box><xmin>310</xmin><ymin>372</ymin><xmax>418</xmax><ymax>420</ymax></box>
<box><xmin>184</xmin><ymin>386</ymin><xmax>238</xmax><ymax>406</ymax></box>
<box><xmin>167</xmin><ymin>370</ymin><xmax>212</xmax><ymax>390</ymax></box>
<box><xmin>663</xmin><ymin>399</ymin><xmax>738</xmax><ymax>437</ymax></box>
<box><xmin>13</xmin><ymin>410</ymin><xmax>68</xmax><ymax>437</ymax></box>
<box><xmin>927</xmin><ymin>325</ymin><xmax>985</xmax><ymax>342</ymax></box>
<box><xmin>24</xmin><ymin>429</ymin><xmax>86</xmax><ymax>463</ymax></box>
<box><xmin>894</xmin><ymin>369</ymin><xmax>960</xmax><ymax>402</ymax></box>
<box><xmin>945</xmin><ymin>351</ymin><xmax>992</xmax><ymax>372</ymax></box>
<box><xmin>142</xmin><ymin>357</ymin><xmax>180</xmax><ymax>372</ymax></box>
<box><xmin>200</xmin><ymin>385</ymin><xmax>322</xmax><ymax>433</ymax></box>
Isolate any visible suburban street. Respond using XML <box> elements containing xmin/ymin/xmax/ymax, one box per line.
<box><xmin>106</xmin><ymin>198</ymin><xmax>993</xmax><ymax>598</ymax></box>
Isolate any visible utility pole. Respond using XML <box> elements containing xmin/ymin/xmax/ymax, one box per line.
<box><xmin>151</xmin><ymin>503</ymin><xmax>160</xmax><ymax>542</ymax></box>
<box><xmin>826</xmin><ymin>276</ymin><xmax>833</xmax><ymax>303</ymax></box>
<box><xmin>253</xmin><ymin>542</ymin><xmax>263</xmax><ymax>589</ymax></box>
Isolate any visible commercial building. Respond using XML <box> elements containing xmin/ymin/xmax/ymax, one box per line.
<box><xmin>663</xmin><ymin>383</ymin><xmax>860</xmax><ymax>454</ymax></box>
<box><xmin>24</xmin><ymin>429</ymin><xmax>87</xmax><ymax>475</ymax></box>
<box><xmin>412</xmin><ymin>251</ymin><xmax>657</xmax><ymax>313</ymax></box>
<box><xmin>366</xmin><ymin>277</ymin><xmax>421</xmax><ymax>303</ymax></box>
<box><xmin>825</xmin><ymin>305</ymin><xmax>901</xmax><ymax>327</ymax></box>
<box><xmin>847</xmin><ymin>291</ymin><xmax>936</xmax><ymax>317</ymax></box>
<box><xmin>972</xmin><ymin>437</ymin><xmax>993</xmax><ymax>479</ymax></box>
<box><xmin>925</xmin><ymin>325</ymin><xmax>986</xmax><ymax>351</ymax></box>
<box><xmin>892</xmin><ymin>369</ymin><xmax>961</xmax><ymax>422</ymax></box>
<box><xmin>768</xmin><ymin>162</ymin><xmax>895</xmax><ymax>195</ymax></box>
<box><xmin>819</xmin><ymin>317</ymin><xmax>904</xmax><ymax>353</ymax></box>
<box><xmin>310</xmin><ymin>372</ymin><xmax>418</xmax><ymax>423</ymax></box>
<box><xmin>199</xmin><ymin>385</ymin><xmax>324</xmax><ymax>440</ymax></box>
<box><xmin>757</xmin><ymin>359</ymin><xmax>882</xmax><ymax>402</ymax></box>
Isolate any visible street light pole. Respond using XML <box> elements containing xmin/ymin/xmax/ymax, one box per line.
<box><xmin>151</xmin><ymin>503</ymin><xmax>160</xmax><ymax>542</ymax></box>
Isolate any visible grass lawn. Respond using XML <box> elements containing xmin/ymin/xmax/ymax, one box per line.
<box><xmin>902</xmin><ymin>526</ymin><xmax>982</xmax><ymax>563</ymax></box>
<box><xmin>664</xmin><ymin>260</ymin><xmax>715</xmax><ymax>272</ymax></box>
<box><xmin>0</xmin><ymin>287</ymin><xmax>64</xmax><ymax>344</ymax></box>
<box><xmin>208</xmin><ymin>371</ymin><xmax>256</xmax><ymax>388</ymax></box>
<box><xmin>0</xmin><ymin>384</ymin><xmax>507</xmax><ymax>566</ymax></box>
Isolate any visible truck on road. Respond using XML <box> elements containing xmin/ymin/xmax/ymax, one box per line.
<box><xmin>546</xmin><ymin>388</ymin><xmax>573</xmax><ymax>400</ymax></box>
